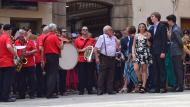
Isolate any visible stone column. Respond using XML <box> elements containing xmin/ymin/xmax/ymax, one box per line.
<box><xmin>52</xmin><ymin>0</ymin><xmax>66</xmax><ymax>28</ymax></box>
<box><xmin>111</xmin><ymin>0</ymin><xmax>133</xmax><ymax>30</ymax></box>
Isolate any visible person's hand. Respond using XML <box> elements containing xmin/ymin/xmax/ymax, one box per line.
<box><xmin>41</xmin><ymin>60</ymin><xmax>45</xmax><ymax>69</ymax></box>
<box><xmin>145</xmin><ymin>32</ymin><xmax>151</xmax><ymax>39</ymax></box>
<box><xmin>132</xmin><ymin>53</ymin><xmax>136</xmax><ymax>60</ymax></box>
<box><xmin>25</xmin><ymin>51</ymin><xmax>31</xmax><ymax>56</ymax></box>
<box><xmin>59</xmin><ymin>37</ymin><xmax>70</xmax><ymax>43</ymax></box>
<box><xmin>96</xmin><ymin>57</ymin><xmax>100</xmax><ymax>64</ymax></box>
<box><xmin>160</xmin><ymin>53</ymin><xmax>165</xmax><ymax>59</ymax></box>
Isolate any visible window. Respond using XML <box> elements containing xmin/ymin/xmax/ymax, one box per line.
<box><xmin>1</xmin><ymin>0</ymin><xmax>38</xmax><ymax>10</ymax></box>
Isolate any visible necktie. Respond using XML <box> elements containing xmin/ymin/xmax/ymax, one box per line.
<box><xmin>154</xmin><ymin>25</ymin><xmax>157</xmax><ymax>35</ymax></box>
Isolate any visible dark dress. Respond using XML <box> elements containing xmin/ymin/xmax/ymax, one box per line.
<box><xmin>134</xmin><ymin>34</ymin><xmax>152</xmax><ymax>64</ymax></box>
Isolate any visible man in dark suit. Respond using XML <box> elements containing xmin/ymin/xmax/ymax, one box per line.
<box><xmin>149</xmin><ymin>12</ymin><xmax>167</xmax><ymax>93</ymax></box>
<box><xmin>167</xmin><ymin>14</ymin><xmax>183</xmax><ymax>92</ymax></box>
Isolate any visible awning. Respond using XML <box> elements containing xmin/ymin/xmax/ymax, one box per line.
<box><xmin>9</xmin><ymin>0</ymin><xmax>58</xmax><ymax>2</ymax></box>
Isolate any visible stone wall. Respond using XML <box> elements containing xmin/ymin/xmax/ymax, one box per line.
<box><xmin>56</xmin><ymin>0</ymin><xmax>133</xmax><ymax>30</ymax></box>
<box><xmin>0</xmin><ymin>2</ymin><xmax>53</xmax><ymax>25</ymax></box>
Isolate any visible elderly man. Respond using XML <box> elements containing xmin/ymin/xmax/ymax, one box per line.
<box><xmin>95</xmin><ymin>25</ymin><xmax>118</xmax><ymax>95</ymax></box>
<box><xmin>43</xmin><ymin>23</ymin><xmax>64</xmax><ymax>98</ymax></box>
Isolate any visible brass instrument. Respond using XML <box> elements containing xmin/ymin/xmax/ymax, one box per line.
<box><xmin>84</xmin><ymin>46</ymin><xmax>94</xmax><ymax>62</ymax></box>
<box><xmin>15</xmin><ymin>49</ymin><xmax>28</xmax><ymax>72</ymax></box>
<box><xmin>14</xmin><ymin>40</ymin><xmax>28</xmax><ymax>72</ymax></box>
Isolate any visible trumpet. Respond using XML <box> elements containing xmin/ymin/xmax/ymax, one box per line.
<box><xmin>84</xmin><ymin>46</ymin><xmax>94</xmax><ymax>62</ymax></box>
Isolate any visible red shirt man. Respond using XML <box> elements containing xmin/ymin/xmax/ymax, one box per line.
<box><xmin>35</xmin><ymin>33</ymin><xmax>46</xmax><ymax>64</ymax></box>
<box><xmin>74</xmin><ymin>35</ymin><xmax>95</xmax><ymax>62</ymax></box>
<box><xmin>0</xmin><ymin>32</ymin><xmax>15</xmax><ymax>67</ymax></box>
<box><xmin>43</xmin><ymin>32</ymin><xmax>62</xmax><ymax>55</ymax></box>
<box><xmin>15</xmin><ymin>39</ymin><xmax>36</xmax><ymax>67</ymax></box>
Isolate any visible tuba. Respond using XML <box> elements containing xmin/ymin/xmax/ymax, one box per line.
<box><xmin>84</xmin><ymin>46</ymin><xmax>94</xmax><ymax>62</ymax></box>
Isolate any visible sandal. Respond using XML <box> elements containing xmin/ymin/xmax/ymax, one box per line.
<box><xmin>132</xmin><ymin>87</ymin><xmax>139</xmax><ymax>93</ymax></box>
<box><xmin>138</xmin><ymin>81</ymin><xmax>143</xmax><ymax>88</ymax></box>
<box><xmin>119</xmin><ymin>88</ymin><xmax>128</xmax><ymax>93</ymax></box>
<box><xmin>139</xmin><ymin>87</ymin><xmax>146</xmax><ymax>93</ymax></box>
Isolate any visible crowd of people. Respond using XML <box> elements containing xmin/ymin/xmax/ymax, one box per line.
<box><xmin>0</xmin><ymin>12</ymin><xmax>189</xmax><ymax>102</ymax></box>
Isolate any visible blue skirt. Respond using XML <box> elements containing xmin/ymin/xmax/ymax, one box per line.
<box><xmin>123</xmin><ymin>62</ymin><xmax>138</xmax><ymax>85</ymax></box>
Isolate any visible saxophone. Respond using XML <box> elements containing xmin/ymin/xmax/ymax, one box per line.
<box><xmin>15</xmin><ymin>40</ymin><xmax>28</xmax><ymax>72</ymax></box>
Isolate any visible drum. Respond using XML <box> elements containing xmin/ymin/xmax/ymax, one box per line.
<box><xmin>59</xmin><ymin>43</ymin><xmax>78</xmax><ymax>70</ymax></box>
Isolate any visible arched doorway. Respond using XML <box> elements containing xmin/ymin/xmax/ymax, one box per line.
<box><xmin>66</xmin><ymin>1</ymin><xmax>113</xmax><ymax>37</ymax></box>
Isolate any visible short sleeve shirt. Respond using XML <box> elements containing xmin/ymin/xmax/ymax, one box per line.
<box><xmin>74</xmin><ymin>36</ymin><xmax>95</xmax><ymax>62</ymax></box>
<box><xmin>43</xmin><ymin>32</ymin><xmax>61</xmax><ymax>55</ymax></box>
<box><xmin>15</xmin><ymin>40</ymin><xmax>36</xmax><ymax>67</ymax></box>
<box><xmin>95</xmin><ymin>34</ymin><xmax>117</xmax><ymax>57</ymax></box>
<box><xmin>0</xmin><ymin>32</ymin><xmax>14</xmax><ymax>67</ymax></box>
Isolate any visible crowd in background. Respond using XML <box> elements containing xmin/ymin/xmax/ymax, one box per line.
<box><xmin>0</xmin><ymin>12</ymin><xmax>190</xmax><ymax>102</ymax></box>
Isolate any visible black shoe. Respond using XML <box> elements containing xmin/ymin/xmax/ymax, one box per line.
<box><xmin>149</xmin><ymin>89</ymin><xmax>157</xmax><ymax>93</ymax></box>
<box><xmin>3</xmin><ymin>98</ymin><xmax>16</xmax><ymax>102</ymax></box>
<box><xmin>160</xmin><ymin>89</ymin><xmax>167</xmax><ymax>93</ymax></box>
<box><xmin>108</xmin><ymin>91</ymin><xmax>116</xmax><ymax>95</ymax></box>
<box><xmin>46</xmin><ymin>95</ymin><xmax>59</xmax><ymax>99</ymax></box>
<box><xmin>88</xmin><ymin>91</ymin><xmax>96</xmax><ymax>95</ymax></box>
<box><xmin>97</xmin><ymin>91</ymin><xmax>103</xmax><ymax>95</ymax></box>
<box><xmin>78</xmin><ymin>91</ymin><xmax>84</xmax><ymax>95</ymax></box>
<box><xmin>37</xmin><ymin>94</ymin><xmax>45</xmax><ymax>98</ymax></box>
<box><xmin>29</xmin><ymin>95</ymin><xmax>35</xmax><ymax>99</ymax></box>
<box><xmin>175</xmin><ymin>87</ymin><xmax>184</xmax><ymax>92</ymax></box>
<box><xmin>17</xmin><ymin>96</ymin><xmax>25</xmax><ymax>99</ymax></box>
<box><xmin>139</xmin><ymin>87</ymin><xmax>146</xmax><ymax>93</ymax></box>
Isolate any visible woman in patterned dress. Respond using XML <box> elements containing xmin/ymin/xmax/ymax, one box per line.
<box><xmin>132</xmin><ymin>23</ymin><xmax>152</xmax><ymax>93</ymax></box>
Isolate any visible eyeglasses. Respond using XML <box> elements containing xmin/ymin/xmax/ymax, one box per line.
<box><xmin>82</xmin><ymin>29</ymin><xmax>88</xmax><ymax>31</ymax></box>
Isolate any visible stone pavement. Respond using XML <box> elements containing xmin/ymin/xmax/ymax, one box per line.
<box><xmin>1</xmin><ymin>91</ymin><xmax>190</xmax><ymax>107</ymax></box>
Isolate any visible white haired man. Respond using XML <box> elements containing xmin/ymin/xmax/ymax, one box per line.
<box><xmin>43</xmin><ymin>23</ymin><xmax>64</xmax><ymax>98</ymax></box>
<box><xmin>94</xmin><ymin>25</ymin><xmax>119</xmax><ymax>95</ymax></box>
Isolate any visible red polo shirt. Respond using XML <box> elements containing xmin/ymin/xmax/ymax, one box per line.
<box><xmin>74</xmin><ymin>36</ymin><xmax>95</xmax><ymax>62</ymax></box>
<box><xmin>35</xmin><ymin>34</ymin><xmax>46</xmax><ymax>64</ymax></box>
<box><xmin>0</xmin><ymin>32</ymin><xmax>14</xmax><ymax>67</ymax></box>
<box><xmin>43</xmin><ymin>32</ymin><xmax>61</xmax><ymax>55</ymax></box>
<box><xmin>15</xmin><ymin>40</ymin><xmax>36</xmax><ymax>67</ymax></box>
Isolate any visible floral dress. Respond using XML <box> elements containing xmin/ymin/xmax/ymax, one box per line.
<box><xmin>134</xmin><ymin>33</ymin><xmax>152</xmax><ymax>64</ymax></box>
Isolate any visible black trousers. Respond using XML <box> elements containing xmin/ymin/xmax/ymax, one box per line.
<box><xmin>77</xmin><ymin>62</ymin><xmax>93</xmax><ymax>93</ymax></box>
<box><xmin>58</xmin><ymin>67</ymin><xmax>67</xmax><ymax>94</ymax></box>
<box><xmin>172</xmin><ymin>55</ymin><xmax>184</xmax><ymax>88</ymax></box>
<box><xmin>0</xmin><ymin>67</ymin><xmax>15</xmax><ymax>100</ymax></box>
<box><xmin>35</xmin><ymin>63</ymin><xmax>46</xmax><ymax>97</ymax></box>
<box><xmin>45</xmin><ymin>54</ymin><xmax>59</xmax><ymax>97</ymax></box>
<box><xmin>147</xmin><ymin>64</ymin><xmax>155</xmax><ymax>90</ymax></box>
<box><xmin>152</xmin><ymin>54</ymin><xmax>166</xmax><ymax>90</ymax></box>
<box><xmin>17</xmin><ymin>66</ymin><xmax>36</xmax><ymax>97</ymax></box>
<box><xmin>98</xmin><ymin>54</ymin><xmax>115</xmax><ymax>93</ymax></box>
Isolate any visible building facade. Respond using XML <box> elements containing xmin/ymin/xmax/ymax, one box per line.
<box><xmin>0</xmin><ymin>0</ymin><xmax>190</xmax><ymax>35</ymax></box>
<box><xmin>0</xmin><ymin>0</ymin><xmax>53</xmax><ymax>33</ymax></box>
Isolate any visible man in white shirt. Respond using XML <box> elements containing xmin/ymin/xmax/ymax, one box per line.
<box><xmin>94</xmin><ymin>25</ymin><xmax>118</xmax><ymax>95</ymax></box>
